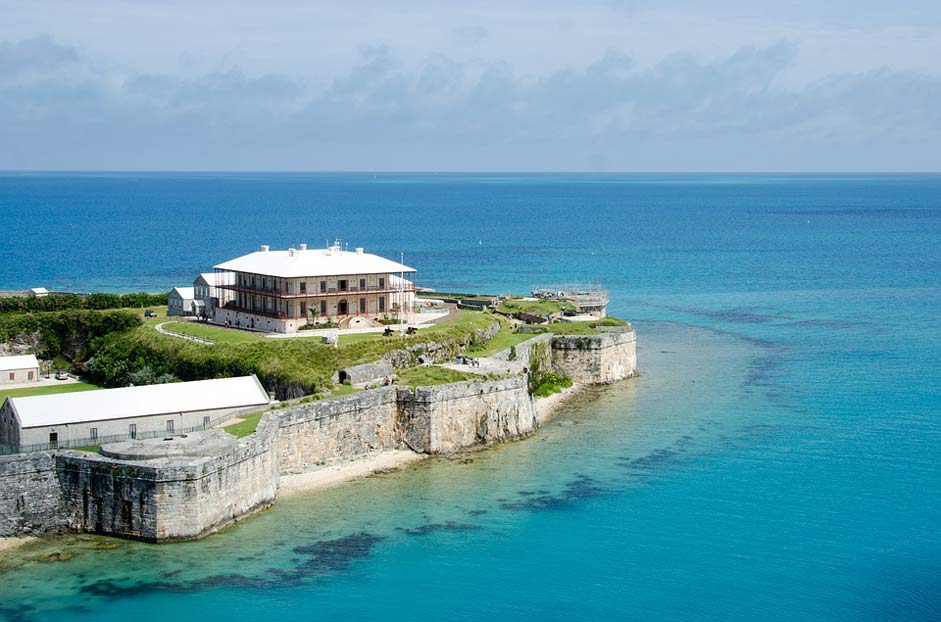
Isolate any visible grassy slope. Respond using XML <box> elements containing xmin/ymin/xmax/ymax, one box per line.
<box><xmin>0</xmin><ymin>381</ymin><xmax>100</xmax><ymax>402</ymax></box>
<box><xmin>395</xmin><ymin>365</ymin><xmax>483</xmax><ymax>387</ymax></box>
<box><xmin>223</xmin><ymin>411</ymin><xmax>266</xmax><ymax>438</ymax></box>
<box><xmin>162</xmin><ymin>321</ymin><xmax>264</xmax><ymax>345</ymax></box>
<box><xmin>466</xmin><ymin>331</ymin><xmax>538</xmax><ymax>357</ymax></box>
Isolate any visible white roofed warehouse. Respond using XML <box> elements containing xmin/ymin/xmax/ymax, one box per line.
<box><xmin>0</xmin><ymin>375</ymin><xmax>271</xmax><ymax>453</ymax></box>
<box><xmin>0</xmin><ymin>354</ymin><xmax>41</xmax><ymax>386</ymax></box>
<box><xmin>212</xmin><ymin>240</ymin><xmax>417</xmax><ymax>333</ymax></box>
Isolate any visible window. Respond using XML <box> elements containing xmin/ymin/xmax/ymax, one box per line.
<box><xmin>379</xmin><ymin>277</ymin><xmax>385</xmax><ymax>289</ymax></box>
<box><xmin>203</xmin><ymin>416</ymin><xmax>211</xmax><ymax>428</ymax></box>
<box><xmin>379</xmin><ymin>296</ymin><xmax>386</xmax><ymax>312</ymax></box>
<box><xmin>28</xmin><ymin>371</ymin><xmax>34</xmax><ymax>380</ymax></box>
<box><xmin>167</xmin><ymin>420</ymin><xmax>175</xmax><ymax>433</ymax></box>
<box><xmin>338</xmin><ymin>279</ymin><xmax>348</xmax><ymax>291</ymax></box>
<box><xmin>300</xmin><ymin>281</ymin><xmax>306</xmax><ymax>294</ymax></box>
<box><xmin>48</xmin><ymin>432</ymin><xmax>58</xmax><ymax>449</ymax></box>
<box><xmin>89</xmin><ymin>428</ymin><xmax>98</xmax><ymax>441</ymax></box>
<box><xmin>300</xmin><ymin>301</ymin><xmax>307</xmax><ymax>317</ymax></box>
<box><xmin>359</xmin><ymin>278</ymin><xmax>366</xmax><ymax>290</ymax></box>
<box><xmin>359</xmin><ymin>297</ymin><xmax>366</xmax><ymax>313</ymax></box>
<box><xmin>8</xmin><ymin>372</ymin><xmax>12</xmax><ymax>381</ymax></box>
<box><xmin>129</xmin><ymin>424</ymin><xmax>137</xmax><ymax>439</ymax></box>
<box><xmin>320</xmin><ymin>300</ymin><xmax>327</xmax><ymax>315</ymax></box>
<box><xmin>320</xmin><ymin>280</ymin><xmax>327</xmax><ymax>293</ymax></box>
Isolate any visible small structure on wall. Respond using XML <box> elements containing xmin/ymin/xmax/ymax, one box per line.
<box><xmin>0</xmin><ymin>375</ymin><xmax>271</xmax><ymax>453</ymax></box>
<box><xmin>0</xmin><ymin>354</ymin><xmax>40</xmax><ymax>386</ymax></box>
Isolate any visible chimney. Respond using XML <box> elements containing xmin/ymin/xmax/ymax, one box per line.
<box><xmin>288</xmin><ymin>247</ymin><xmax>296</xmax><ymax>257</ymax></box>
<box><xmin>260</xmin><ymin>245</ymin><xmax>270</xmax><ymax>252</ymax></box>
<box><xmin>299</xmin><ymin>243</ymin><xmax>307</xmax><ymax>251</ymax></box>
<box><xmin>355</xmin><ymin>247</ymin><xmax>364</xmax><ymax>255</ymax></box>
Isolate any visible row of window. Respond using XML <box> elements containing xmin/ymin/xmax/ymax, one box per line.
<box><xmin>7</xmin><ymin>371</ymin><xmax>34</xmax><ymax>381</ymax></box>
<box><xmin>46</xmin><ymin>416</ymin><xmax>214</xmax><ymax>448</ymax></box>
<box><xmin>238</xmin><ymin>274</ymin><xmax>387</xmax><ymax>294</ymax></box>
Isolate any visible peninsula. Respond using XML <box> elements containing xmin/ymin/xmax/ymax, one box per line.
<box><xmin>0</xmin><ymin>243</ymin><xmax>637</xmax><ymax>545</ymax></box>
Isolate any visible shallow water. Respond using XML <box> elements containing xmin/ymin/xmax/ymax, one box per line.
<box><xmin>1</xmin><ymin>174</ymin><xmax>939</xmax><ymax>621</ymax></box>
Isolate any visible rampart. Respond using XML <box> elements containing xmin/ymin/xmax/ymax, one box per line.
<box><xmin>550</xmin><ymin>328</ymin><xmax>637</xmax><ymax>384</ymax></box>
<box><xmin>0</xmin><ymin>325</ymin><xmax>636</xmax><ymax>543</ymax></box>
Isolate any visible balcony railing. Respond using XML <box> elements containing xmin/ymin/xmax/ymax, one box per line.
<box><xmin>220</xmin><ymin>283</ymin><xmax>416</xmax><ymax>299</ymax></box>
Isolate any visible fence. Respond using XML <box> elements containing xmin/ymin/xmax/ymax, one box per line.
<box><xmin>0</xmin><ymin>411</ymin><xmax>239</xmax><ymax>456</ymax></box>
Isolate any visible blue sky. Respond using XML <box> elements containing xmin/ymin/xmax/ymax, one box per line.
<box><xmin>2</xmin><ymin>1</ymin><xmax>940</xmax><ymax>171</ymax></box>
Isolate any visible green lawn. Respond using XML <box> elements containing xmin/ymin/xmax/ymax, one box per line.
<box><xmin>162</xmin><ymin>321</ymin><xmax>263</xmax><ymax>345</ymax></box>
<box><xmin>546</xmin><ymin>317</ymin><xmax>630</xmax><ymax>335</ymax></box>
<box><xmin>328</xmin><ymin>383</ymin><xmax>362</xmax><ymax>396</ymax></box>
<box><xmin>466</xmin><ymin>331</ymin><xmax>538</xmax><ymax>357</ymax></box>
<box><xmin>396</xmin><ymin>365</ymin><xmax>483</xmax><ymax>387</ymax></box>
<box><xmin>497</xmin><ymin>298</ymin><xmax>574</xmax><ymax>316</ymax></box>
<box><xmin>222</xmin><ymin>410</ymin><xmax>267</xmax><ymax>438</ymax></box>
<box><xmin>337</xmin><ymin>332</ymin><xmax>387</xmax><ymax>346</ymax></box>
<box><xmin>0</xmin><ymin>381</ymin><xmax>101</xmax><ymax>402</ymax></box>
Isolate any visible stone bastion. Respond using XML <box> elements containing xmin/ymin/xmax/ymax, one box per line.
<box><xmin>0</xmin><ymin>327</ymin><xmax>636</xmax><ymax>542</ymax></box>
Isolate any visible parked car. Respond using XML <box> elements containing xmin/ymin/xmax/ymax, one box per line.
<box><xmin>55</xmin><ymin>370</ymin><xmax>69</xmax><ymax>380</ymax></box>
<box><xmin>144</xmin><ymin>310</ymin><xmax>157</xmax><ymax>318</ymax></box>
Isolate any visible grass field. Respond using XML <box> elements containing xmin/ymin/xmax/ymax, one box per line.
<box><xmin>395</xmin><ymin>365</ymin><xmax>483</xmax><ymax>387</ymax></box>
<box><xmin>0</xmin><ymin>381</ymin><xmax>101</xmax><ymax>403</ymax></box>
<box><xmin>222</xmin><ymin>410</ymin><xmax>267</xmax><ymax>438</ymax></box>
<box><xmin>497</xmin><ymin>298</ymin><xmax>574</xmax><ymax>316</ymax></box>
<box><xmin>466</xmin><ymin>331</ymin><xmax>538</xmax><ymax>357</ymax></box>
<box><xmin>162</xmin><ymin>321</ymin><xmax>264</xmax><ymax>345</ymax></box>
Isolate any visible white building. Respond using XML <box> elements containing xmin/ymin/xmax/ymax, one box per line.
<box><xmin>212</xmin><ymin>241</ymin><xmax>417</xmax><ymax>333</ymax></box>
<box><xmin>28</xmin><ymin>287</ymin><xmax>49</xmax><ymax>298</ymax></box>
<box><xmin>0</xmin><ymin>354</ymin><xmax>40</xmax><ymax>386</ymax></box>
<box><xmin>193</xmin><ymin>272</ymin><xmax>235</xmax><ymax>319</ymax></box>
<box><xmin>167</xmin><ymin>286</ymin><xmax>196</xmax><ymax>316</ymax></box>
<box><xmin>0</xmin><ymin>375</ymin><xmax>271</xmax><ymax>451</ymax></box>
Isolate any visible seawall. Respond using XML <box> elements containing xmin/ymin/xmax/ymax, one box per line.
<box><xmin>0</xmin><ymin>325</ymin><xmax>636</xmax><ymax>543</ymax></box>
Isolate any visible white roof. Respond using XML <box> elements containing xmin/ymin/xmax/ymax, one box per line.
<box><xmin>0</xmin><ymin>355</ymin><xmax>40</xmax><ymax>372</ymax></box>
<box><xmin>215</xmin><ymin>246</ymin><xmax>415</xmax><ymax>278</ymax></box>
<box><xmin>195</xmin><ymin>272</ymin><xmax>235</xmax><ymax>287</ymax></box>
<box><xmin>171</xmin><ymin>286</ymin><xmax>195</xmax><ymax>299</ymax></box>
<box><xmin>7</xmin><ymin>375</ymin><xmax>269</xmax><ymax>428</ymax></box>
<box><xmin>29</xmin><ymin>287</ymin><xmax>49</xmax><ymax>294</ymax></box>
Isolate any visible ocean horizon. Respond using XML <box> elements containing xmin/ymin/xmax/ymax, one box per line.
<box><xmin>1</xmin><ymin>172</ymin><xmax>939</xmax><ymax>621</ymax></box>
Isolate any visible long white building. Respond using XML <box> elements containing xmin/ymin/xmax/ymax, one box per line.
<box><xmin>0</xmin><ymin>375</ymin><xmax>271</xmax><ymax>451</ymax></box>
<box><xmin>212</xmin><ymin>241</ymin><xmax>417</xmax><ymax>333</ymax></box>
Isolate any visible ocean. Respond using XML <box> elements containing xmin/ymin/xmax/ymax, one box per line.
<box><xmin>0</xmin><ymin>173</ymin><xmax>939</xmax><ymax>621</ymax></box>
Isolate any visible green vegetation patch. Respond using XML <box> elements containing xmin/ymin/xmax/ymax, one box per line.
<box><xmin>497</xmin><ymin>298</ymin><xmax>575</xmax><ymax>317</ymax></box>
<box><xmin>0</xmin><ymin>381</ymin><xmax>101</xmax><ymax>403</ymax></box>
<box><xmin>531</xmin><ymin>372</ymin><xmax>574</xmax><ymax>398</ymax></box>
<box><xmin>466</xmin><ymin>331</ymin><xmax>537</xmax><ymax>357</ymax></box>
<box><xmin>396</xmin><ymin>365</ymin><xmax>483</xmax><ymax>387</ymax></box>
<box><xmin>162</xmin><ymin>321</ymin><xmax>264</xmax><ymax>345</ymax></box>
<box><xmin>542</xmin><ymin>317</ymin><xmax>631</xmax><ymax>335</ymax></box>
<box><xmin>223</xmin><ymin>411</ymin><xmax>267</xmax><ymax>438</ymax></box>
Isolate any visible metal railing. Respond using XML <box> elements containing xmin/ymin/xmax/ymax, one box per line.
<box><xmin>0</xmin><ymin>411</ymin><xmax>244</xmax><ymax>456</ymax></box>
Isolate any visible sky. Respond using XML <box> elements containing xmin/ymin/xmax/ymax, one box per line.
<box><xmin>2</xmin><ymin>1</ymin><xmax>940</xmax><ymax>172</ymax></box>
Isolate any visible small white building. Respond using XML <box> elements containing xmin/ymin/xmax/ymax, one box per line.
<box><xmin>167</xmin><ymin>286</ymin><xmax>196</xmax><ymax>316</ymax></box>
<box><xmin>0</xmin><ymin>354</ymin><xmax>40</xmax><ymax>386</ymax></box>
<box><xmin>28</xmin><ymin>287</ymin><xmax>49</xmax><ymax>298</ymax></box>
<box><xmin>0</xmin><ymin>375</ymin><xmax>271</xmax><ymax>451</ymax></box>
<box><xmin>193</xmin><ymin>271</ymin><xmax>235</xmax><ymax>320</ymax></box>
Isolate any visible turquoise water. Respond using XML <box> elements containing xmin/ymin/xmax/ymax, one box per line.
<box><xmin>1</xmin><ymin>174</ymin><xmax>940</xmax><ymax>620</ymax></box>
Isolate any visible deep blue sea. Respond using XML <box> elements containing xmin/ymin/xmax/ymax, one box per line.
<box><xmin>1</xmin><ymin>173</ymin><xmax>939</xmax><ymax>621</ymax></box>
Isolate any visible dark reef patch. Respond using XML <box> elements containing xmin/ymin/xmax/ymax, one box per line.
<box><xmin>399</xmin><ymin>521</ymin><xmax>480</xmax><ymax>536</ymax></box>
<box><xmin>78</xmin><ymin>532</ymin><xmax>386</xmax><ymax>601</ymax></box>
<box><xmin>500</xmin><ymin>475</ymin><xmax>605</xmax><ymax>511</ymax></box>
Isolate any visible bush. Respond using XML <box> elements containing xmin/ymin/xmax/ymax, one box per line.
<box><xmin>531</xmin><ymin>372</ymin><xmax>573</xmax><ymax>398</ymax></box>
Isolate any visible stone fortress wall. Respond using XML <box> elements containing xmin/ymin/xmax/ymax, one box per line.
<box><xmin>0</xmin><ymin>326</ymin><xmax>636</xmax><ymax>542</ymax></box>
